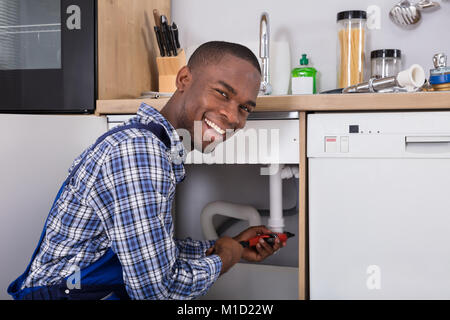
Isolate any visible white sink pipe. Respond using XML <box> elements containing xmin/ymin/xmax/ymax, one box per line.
<box><xmin>201</xmin><ymin>201</ymin><xmax>262</xmax><ymax>240</ymax></box>
<box><xmin>200</xmin><ymin>165</ymin><xmax>299</xmax><ymax>239</ymax></box>
<box><xmin>267</xmin><ymin>164</ymin><xmax>299</xmax><ymax>233</ymax></box>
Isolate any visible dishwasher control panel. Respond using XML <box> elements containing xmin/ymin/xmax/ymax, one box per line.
<box><xmin>309</xmin><ymin>112</ymin><xmax>450</xmax><ymax>159</ymax></box>
<box><xmin>325</xmin><ymin>136</ymin><xmax>349</xmax><ymax>153</ymax></box>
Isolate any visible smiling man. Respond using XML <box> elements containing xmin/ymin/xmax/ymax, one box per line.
<box><xmin>8</xmin><ymin>41</ymin><xmax>285</xmax><ymax>300</ymax></box>
<box><xmin>163</xmin><ymin>41</ymin><xmax>261</xmax><ymax>153</ymax></box>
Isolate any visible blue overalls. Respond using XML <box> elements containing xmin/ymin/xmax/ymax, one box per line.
<box><xmin>8</xmin><ymin>122</ymin><xmax>171</xmax><ymax>300</ymax></box>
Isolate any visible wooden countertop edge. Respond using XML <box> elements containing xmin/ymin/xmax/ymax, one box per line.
<box><xmin>96</xmin><ymin>91</ymin><xmax>450</xmax><ymax>115</ymax></box>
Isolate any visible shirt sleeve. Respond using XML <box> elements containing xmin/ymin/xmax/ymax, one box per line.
<box><xmin>175</xmin><ymin>238</ymin><xmax>216</xmax><ymax>260</ymax></box>
<box><xmin>94</xmin><ymin>136</ymin><xmax>222</xmax><ymax>300</ymax></box>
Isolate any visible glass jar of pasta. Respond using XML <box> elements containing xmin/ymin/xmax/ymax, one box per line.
<box><xmin>337</xmin><ymin>10</ymin><xmax>367</xmax><ymax>88</ymax></box>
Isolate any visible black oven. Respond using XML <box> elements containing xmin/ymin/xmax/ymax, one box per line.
<box><xmin>0</xmin><ymin>0</ymin><xmax>95</xmax><ymax>113</ymax></box>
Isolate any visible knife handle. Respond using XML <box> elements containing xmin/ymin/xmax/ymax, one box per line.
<box><xmin>160</xmin><ymin>15</ymin><xmax>173</xmax><ymax>57</ymax></box>
<box><xmin>153</xmin><ymin>9</ymin><xmax>161</xmax><ymax>27</ymax></box>
<box><xmin>167</xmin><ymin>25</ymin><xmax>178</xmax><ymax>56</ymax></box>
<box><xmin>172</xmin><ymin>22</ymin><xmax>180</xmax><ymax>49</ymax></box>
<box><xmin>154</xmin><ymin>26</ymin><xmax>165</xmax><ymax>57</ymax></box>
<box><xmin>160</xmin><ymin>27</ymin><xmax>172</xmax><ymax>57</ymax></box>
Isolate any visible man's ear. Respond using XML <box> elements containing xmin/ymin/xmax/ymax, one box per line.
<box><xmin>176</xmin><ymin>66</ymin><xmax>192</xmax><ymax>92</ymax></box>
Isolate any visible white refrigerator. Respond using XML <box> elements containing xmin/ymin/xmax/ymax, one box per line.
<box><xmin>308</xmin><ymin>111</ymin><xmax>450</xmax><ymax>299</ymax></box>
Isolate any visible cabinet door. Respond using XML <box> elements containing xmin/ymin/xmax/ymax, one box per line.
<box><xmin>0</xmin><ymin>114</ymin><xmax>106</xmax><ymax>299</ymax></box>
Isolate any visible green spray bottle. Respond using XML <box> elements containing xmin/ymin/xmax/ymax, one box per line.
<box><xmin>291</xmin><ymin>54</ymin><xmax>317</xmax><ymax>94</ymax></box>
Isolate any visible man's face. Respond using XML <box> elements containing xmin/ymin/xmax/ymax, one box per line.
<box><xmin>178</xmin><ymin>55</ymin><xmax>261</xmax><ymax>153</ymax></box>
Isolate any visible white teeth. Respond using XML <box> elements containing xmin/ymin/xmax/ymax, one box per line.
<box><xmin>205</xmin><ymin>117</ymin><xmax>225</xmax><ymax>135</ymax></box>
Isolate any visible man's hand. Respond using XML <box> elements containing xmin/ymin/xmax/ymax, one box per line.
<box><xmin>207</xmin><ymin>236</ymin><xmax>243</xmax><ymax>275</ymax></box>
<box><xmin>233</xmin><ymin>225</ymin><xmax>286</xmax><ymax>262</ymax></box>
<box><xmin>205</xmin><ymin>226</ymin><xmax>287</xmax><ymax>274</ymax></box>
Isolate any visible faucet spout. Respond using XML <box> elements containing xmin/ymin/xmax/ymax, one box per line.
<box><xmin>259</xmin><ymin>12</ymin><xmax>272</xmax><ymax>95</ymax></box>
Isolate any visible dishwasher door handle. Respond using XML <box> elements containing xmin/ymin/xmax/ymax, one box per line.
<box><xmin>406</xmin><ymin>136</ymin><xmax>450</xmax><ymax>143</ymax></box>
<box><xmin>405</xmin><ymin>136</ymin><xmax>450</xmax><ymax>154</ymax></box>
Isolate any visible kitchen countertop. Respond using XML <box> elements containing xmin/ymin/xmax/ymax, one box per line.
<box><xmin>96</xmin><ymin>91</ymin><xmax>450</xmax><ymax>115</ymax></box>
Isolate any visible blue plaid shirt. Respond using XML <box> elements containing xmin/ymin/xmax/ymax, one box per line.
<box><xmin>22</xmin><ymin>103</ymin><xmax>222</xmax><ymax>299</ymax></box>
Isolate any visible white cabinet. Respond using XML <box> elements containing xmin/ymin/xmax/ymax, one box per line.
<box><xmin>0</xmin><ymin>114</ymin><xmax>107</xmax><ymax>300</ymax></box>
<box><xmin>107</xmin><ymin>115</ymin><xmax>300</xmax><ymax>164</ymax></box>
<box><xmin>186</xmin><ymin>119</ymin><xmax>299</xmax><ymax>164</ymax></box>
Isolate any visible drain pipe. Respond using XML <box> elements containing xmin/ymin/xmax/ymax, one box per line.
<box><xmin>201</xmin><ymin>201</ymin><xmax>262</xmax><ymax>240</ymax></box>
<box><xmin>200</xmin><ymin>165</ymin><xmax>298</xmax><ymax>238</ymax></box>
<box><xmin>268</xmin><ymin>164</ymin><xmax>284</xmax><ymax>233</ymax></box>
<box><xmin>267</xmin><ymin>164</ymin><xmax>299</xmax><ymax>233</ymax></box>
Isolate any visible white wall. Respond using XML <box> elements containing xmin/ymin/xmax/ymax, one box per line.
<box><xmin>172</xmin><ymin>0</ymin><xmax>450</xmax><ymax>91</ymax></box>
<box><xmin>0</xmin><ymin>115</ymin><xmax>106</xmax><ymax>300</ymax></box>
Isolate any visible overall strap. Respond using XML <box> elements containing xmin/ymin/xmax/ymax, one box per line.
<box><xmin>8</xmin><ymin>121</ymin><xmax>171</xmax><ymax>300</ymax></box>
<box><xmin>67</xmin><ymin>122</ymin><xmax>171</xmax><ymax>183</ymax></box>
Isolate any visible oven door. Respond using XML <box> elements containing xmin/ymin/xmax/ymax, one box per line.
<box><xmin>0</xmin><ymin>0</ymin><xmax>95</xmax><ymax>113</ymax></box>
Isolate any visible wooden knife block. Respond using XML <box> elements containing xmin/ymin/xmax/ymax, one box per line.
<box><xmin>156</xmin><ymin>49</ymin><xmax>186</xmax><ymax>93</ymax></box>
<box><xmin>97</xmin><ymin>0</ymin><xmax>171</xmax><ymax>99</ymax></box>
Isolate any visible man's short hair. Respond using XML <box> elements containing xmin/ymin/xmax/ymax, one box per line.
<box><xmin>188</xmin><ymin>41</ymin><xmax>261</xmax><ymax>74</ymax></box>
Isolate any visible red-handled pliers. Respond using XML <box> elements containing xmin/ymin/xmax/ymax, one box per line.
<box><xmin>239</xmin><ymin>232</ymin><xmax>295</xmax><ymax>248</ymax></box>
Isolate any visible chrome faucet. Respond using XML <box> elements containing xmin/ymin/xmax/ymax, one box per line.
<box><xmin>259</xmin><ymin>12</ymin><xmax>272</xmax><ymax>95</ymax></box>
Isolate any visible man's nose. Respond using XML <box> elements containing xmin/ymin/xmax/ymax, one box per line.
<box><xmin>219</xmin><ymin>104</ymin><xmax>241</xmax><ymax>129</ymax></box>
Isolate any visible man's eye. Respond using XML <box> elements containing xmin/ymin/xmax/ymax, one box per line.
<box><xmin>240</xmin><ymin>105</ymin><xmax>251</xmax><ymax>113</ymax></box>
<box><xmin>216</xmin><ymin>89</ymin><xmax>228</xmax><ymax>99</ymax></box>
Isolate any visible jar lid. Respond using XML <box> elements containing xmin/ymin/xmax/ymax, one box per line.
<box><xmin>337</xmin><ymin>10</ymin><xmax>367</xmax><ymax>21</ymax></box>
<box><xmin>371</xmin><ymin>49</ymin><xmax>402</xmax><ymax>59</ymax></box>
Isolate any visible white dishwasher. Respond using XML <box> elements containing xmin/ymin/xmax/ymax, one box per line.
<box><xmin>308</xmin><ymin>111</ymin><xmax>450</xmax><ymax>300</ymax></box>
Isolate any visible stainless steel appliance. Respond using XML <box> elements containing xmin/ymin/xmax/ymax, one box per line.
<box><xmin>0</xmin><ymin>0</ymin><xmax>95</xmax><ymax>113</ymax></box>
